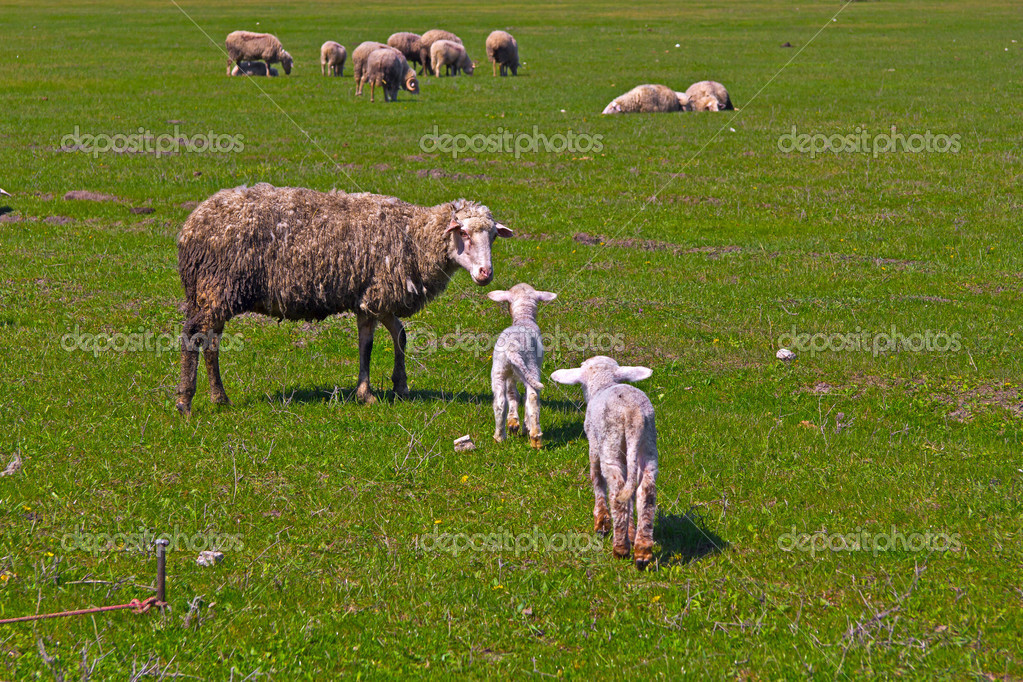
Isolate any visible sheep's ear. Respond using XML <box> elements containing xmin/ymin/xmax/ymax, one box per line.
<box><xmin>495</xmin><ymin>223</ymin><xmax>513</xmax><ymax>238</ymax></box>
<box><xmin>445</xmin><ymin>216</ymin><xmax>462</xmax><ymax>234</ymax></box>
<box><xmin>550</xmin><ymin>368</ymin><xmax>584</xmax><ymax>385</ymax></box>
<box><xmin>615</xmin><ymin>366</ymin><xmax>653</xmax><ymax>383</ymax></box>
<box><xmin>487</xmin><ymin>290</ymin><xmax>512</xmax><ymax>303</ymax></box>
<box><xmin>536</xmin><ymin>291</ymin><xmax>557</xmax><ymax>302</ymax></box>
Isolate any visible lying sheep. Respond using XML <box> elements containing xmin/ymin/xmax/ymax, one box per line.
<box><xmin>387</xmin><ymin>32</ymin><xmax>423</xmax><ymax>72</ymax></box>
<box><xmin>552</xmin><ymin>356</ymin><xmax>658</xmax><ymax>570</ymax></box>
<box><xmin>361</xmin><ymin>48</ymin><xmax>420</xmax><ymax>102</ymax></box>
<box><xmin>230</xmin><ymin>61</ymin><xmax>278</xmax><ymax>77</ymax></box>
<box><xmin>431</xmin><ymin>39</ymin><xmax>475</xmax><ymax>77</ymax></box>
<box><xmin>486</xmin><ymin>30</ymin><xmax>519</xmax><ymax>76</ymax></box>
<box><xmin>320</xmin><ymin>41</ymin><xmax>347</xmax><ymax>77</ymax></box>
<box><xmin>175</xmin><ymin>184</ymin><xmax>513</xmax><ymax>415</ymax></box>
<box><xmin>488</xmin><ymin>284</ymin><xmax>557</xmax><ymax>448</ymax></box>
<box><xmin>352</xmin><ymin>41</ymin><xmax>387</xmax><ymax>92</ymax></box>
<box><xmin>602</xmin><ymin>84</ymin><xmax>690</xmax><ymax>114</ymax></box>
<box><xmin>418</xmin><ymin>29</ymin><xmax>462</xmax><ymax>74</ymax></box>
<box><xmin>225</xmin><ymin>30</ymin><xmax>293</xmax><ymax>76</ymax></box>
<box><xmin>685</xmin><ymin>80</ymin><xmax>734</xmax><ymax>110</ymax></box>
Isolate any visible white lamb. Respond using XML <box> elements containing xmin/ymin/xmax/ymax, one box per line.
<box><xmin>552</xmin><ymin>356</ymin><xmax>658</xmax><ymax>570</ymax></box>
<box><xmin>488</xmin><ymin>284</ymin><xmax>557</xmax><ymax>449</ymax></box>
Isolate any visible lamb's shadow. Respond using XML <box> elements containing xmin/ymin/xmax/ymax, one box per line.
<box><xmin>264</xmin><ymin>384</ymin><xmax>583</xmax><ymax>414</ymax></box>
<box><xmin>653</xmin><ymin>508</ymin><xmax>728</xmax><ymax>567</ymax></box>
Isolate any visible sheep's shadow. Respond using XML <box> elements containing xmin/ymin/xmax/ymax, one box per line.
<box><xmin>653</xmin><ymin>508</ymin><xmax>728</xmax><ymax>567</ymax></box>
<box><xmin>263</xmin><ymin>384</ymin><xmax>583</xmax><ymax>414</ymax></box>
<box><xmin>0</xmin><ymin>206</ymin><xmax>12</xmax><ymax>216</ymax></box>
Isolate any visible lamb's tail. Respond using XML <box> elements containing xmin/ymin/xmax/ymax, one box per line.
<box><xmin>509</xmin><ymin>353</ymin><xmax>543</xmax><ymax>390</ymax></box>
<box><xmin>616</xmin><ymin>421</ymin><xmax>644</xmax><ymax>505</ymax></box>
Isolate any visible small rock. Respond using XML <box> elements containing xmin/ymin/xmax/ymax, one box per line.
<box><xmin>193</xmin><ymin>171</ymin><xmax>202</xmax><ymax>177</ymax></box>
<box><xmin>781</xmin><ymin>41</ymin><xmax>793</xmax><ymax>47</ymax></box>
<box><xmin>776</xmin><ymin>348</ymin><xmax>796</xmax><ymax>361</ymax></box>
<box><xmin>196</xmin><ymin>550</ymin><xmax>224</xmax><ymax>567</ymax></box>
<box><xmin>454</xmin><ymin>435</ymin><xmax>475</xmax><ymax>452</ymax></box>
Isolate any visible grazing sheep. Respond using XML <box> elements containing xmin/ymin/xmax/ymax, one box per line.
<box><xmin>551</xmin><ymin>356</ymin><xmax>658</xmax><ymax>570</ymax></box>
<box><xmin>430</xmin><ymin>39</ymin><xmax>475</xmax><ymax>77</ymax></box>
<box><xmin>387</xmin><ymin>32</ymin><xmax>423</xmax><ymax>72</ymax></box>
<box><xmin>320</xmin><ymin>41</ymin><xmax>347</xmax><ymax>77</ymax></box>
<box><xmin>230</xmin><ymin>61</ymin><xmax>278</xmax><ymax>77</ymax></box>
<box><xmin>361</xmin><ymin>48</ymin><xmax>420</xmax><ymax>102</ymax></box>
<box><xmin>488</xmin><ymin>284</ymin><xmax>557</xmax><ymax>448</ymax></box>
<box><xmin>225</xmin><ymin>30</ymin><xmax>293</xmax><ymax>76</ymax></box>
<box><xmin>485</xmin><ymin>30</ymin><xmax>519</xmax><ymax>76</ymax></box>
<box><xmin>352</xmin><ymin>41</ymin><xmax>388</xmax><ymax>93</ymax></box>
<box><xmin>175</xmin><ymin>184</ymin><xmax>513</xmax><ymax>415</ymax></box>
<box><xmin>684</xmin><ymin>80</ymin><xmax>734</xmax><ymax>110</ymax></box>
<box><xmin>418</xmin><ymin>29</ymin><xmax>462</xmax><ymax>74</ymax></box>
<box><xmin>601</xmin><ymin>84</ymin><xmax>690</xmax><ymax>114</ymax></box>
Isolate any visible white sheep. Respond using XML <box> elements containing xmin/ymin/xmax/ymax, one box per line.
<box><xmin>430</xmin><ymin>39</ymin><xmax>475</xmax><ymax>77</ymax></box>
<box><xmin>488</xmin><ymin>284</ymin><xmax>557</xmax><ymax>448</ymax></box>
<box><xmin>225</xmin><ymin>30</ymin><xmax>293</xmax><ymax>76</ymax></box>
<box><xmin>684</xmin><ymin>80</ymin><xmax>734</xmax><ymax>110</ymax></box>
<box><xmin>320</xmin><ymin>41</ymin><xmax>347</xmax><ymax>77</ymax></box>
<box><xmin>485</xmin><ymin>30</ymin><xmax>519</xmax><ymax>76</ymax></box>
<box><xmin>601</xmin><ymin>84</ymin><xmax>691</xmax><ymax>114</ymax></box>
<box><xmin>552</xmin><ymin>356</ymin><xmax>658</xmax><ymax>570</ymax></box>
<box><xmin>230</xmin><ymin>61</ymin><xmax>278</xmax><ymax>77</ymax></box>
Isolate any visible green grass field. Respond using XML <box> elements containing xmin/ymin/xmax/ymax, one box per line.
<box><xmin>1</xmin><ymin>0</ymin><xmax>1022</xmax><ymax>677</ymax></box>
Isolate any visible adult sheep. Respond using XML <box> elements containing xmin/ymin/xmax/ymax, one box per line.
<box><xmin>321</xmin><ymin>41</ymin><xmax>347</xmax><ymax>77</ymax></box>
<box><xmin>430</xmin><ymin>40</ymin><xmax>475</xmax><ymax>76</ymax></box>
<box><xmin>225</xmin><ymin>30</ymin><xmax>293</xmax><ymax>76</ymax></box>
<box><xmin>361</xmin><ymin>48</ymin><xmax>419</xmax><ymax>102</ymax></box>
<box><xmin>684</xmin><ymin>80</ymin><xmax>734</xmax><ymax>111</ymax></box>
<box><xmin>352</xmin><ymin>41</ymin><xmax>387</xmax><ymax>91</ymax></box>
<box><xmin>601</xmin><ymin>84</ymin><xmax>690</xmax><ymax>114</ymax></box>
<box><xmin>418</xmin><ymin>29</ymin><xmax>462</xmax><ymax>74</ymax></box>
<box><xmin>387</xmin><ymin>32</ymin><xmax>423</xmax><ymax>72</ymax></box>
<box><xmin>175</xmin><ymin>184</ymin><xmax>513</xmax><ymax>415</ymax></box>
<box><xmin>486</xmin><ymin>30</ymin><xmax>519</xmax><ymax>76</ymax></box>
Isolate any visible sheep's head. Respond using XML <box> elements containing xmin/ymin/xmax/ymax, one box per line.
<box><xmin>280</xmin><ymin>51</ymin><xmax>293</xmax><ymax>75</ymax></box>
<box><xmin>445</xmin><ymin>199</ymin><xmax>513</xmax><ymax>285</ymax></box>
<box><xmin>462</xmin><ymin>58</ymin><xmax>476</xmax><ymax>75</ymax></box>
<box><xmin>675</xmin><ymin>91</ymin><xmax>693</xmax><ymax>111</ymax></box>
<box><xmin>551</xmin><ymin>356</ymin><xmax>652</xmax><ymax>402</ymax></box>
<box><xmin>487</xmin><ymin>283</ymin><xmax>556</xmax><ymax>322</ymax></box>
<box><xmin>695</xmin><ymin>96</ymin><xmax>719</xmax><ymax>112</ymax></box>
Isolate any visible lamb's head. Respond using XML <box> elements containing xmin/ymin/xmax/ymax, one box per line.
<box><xmin>404</xmin><ymin>68</ymin><xmax>420</xmax><ymax>94</ymax></box>
<box><xmin>487</xmin><ymin>283</ymin><xmax>556</xmax><ymax>322</ymax></box>
<box><xmin>445</xmin><ymin>200</ymin><xmax>513</xmax><ymax>285</ymax></box>
<box><xmin>551</xmin><ymin>356</ymin><xmax>652</xmax><ymax>402</ymax></box>
<box><xmin>602</xmin><ymin>100</ymin><xmax>623</xmax><ymax>115</ymax></box>
<box><xmin>675</xmin><ymin>91</ymin><xmax>693</xmax><ymax>111</ymax></box>
<box><xmin>280</xmin><ymin>51</ymin><xmax>293</xmax><ymax>75</ymax></box>
<box><xmin>694</xmin><ymin>95</ymin><xmax>719</xmax><ymax>112</ymax></box>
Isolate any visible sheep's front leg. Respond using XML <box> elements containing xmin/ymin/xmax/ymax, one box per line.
<box><xmin>505</xmin><ymin>378</ymin><xmax>521</xmax><ymax>435</ymax></box>
<box><xmin>633</xmin><ymin>466</ymin><xmax>657</xmax><ymax>570</ymax></box>
<box><xmin>590</xmin><ymin>442</ymin><xmax>611</xmax><ymax>535</ymax></box>
<box><xmin>380</xmin><ymin>314</ymin><xmax>409</xmax><ymax>399</ymax></box>
<box><xmin>492</xmin><ymin>366</ymin><xmax>508</xmax><ymax>442</ymax></box>
<box><xmin>524</xmin><ymin>385</ymin><xmax>542</xmax><ymax>449</ymax></box>
<box><xmin>355</xmin><ymin>313</ymin><xmax>378</xmax><ymax>404</ymax></box>
<box><xmin>369</xmin><ymin>81</ymin><xmax>376</xmax><ymax>102</ymax></box>
<box><xmin>204</xmin><ymin>322</ymin><xmax>230</xmax><ymax>405</ymax></box>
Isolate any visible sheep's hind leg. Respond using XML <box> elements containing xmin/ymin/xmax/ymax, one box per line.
<box><xmin>524</xmin><ymin>385</ymin><xmax>542</xmax><ymax>449</ymax></box>
<box><xmin>605</xmin><ymin>453</ymin><xmax>631</xmax><ymax>559</ymax></box>
<box><xmin>590</xmin><ymin>443</ymin><xmax>612</xmax><ymax>535</ymax></box>
<box><xmin>176</xmin><ymin>311</ymin><xmax>221</xmax><ymax>415</ymax></box>
<box><xmin>491</xmin><ymin>368</ymin><xmax>508</xmax><ymax>443</ymax></box>
<box><xmin>380</xmin><ymin>314</ymin><xmax>409</xmax><ymax>399</ymax></box>
<box><xmin>355</xmin><ymin>313</ymin><xmax>378</xmax><ymax>404</ymax></box>
<box><xmin>633</xmin><ymin>468</ymin><xmax>657</xmax><ymax>570</ymax></box>
<box><xmin>506</xmin><ymin>378</ymin><xmax>521</xmax><ymax>435</ymax></box>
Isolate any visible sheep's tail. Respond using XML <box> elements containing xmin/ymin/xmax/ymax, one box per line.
<box><xmin>509</xmin><ymin>353</ymin><xmax>543</xmax><ymax>390</ymax></box>
<box><xmin>616</xmin><ymin>420</ymin><xmax>644</xmax><ymax>505</ymax></box>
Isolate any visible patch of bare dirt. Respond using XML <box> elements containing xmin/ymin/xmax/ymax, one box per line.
<box><xmin>130</xmin><ymin>207</ymin><xmax>155</xmax><ymax>215</ymax></box>
<box><xmin>415</xmin><ymin>168</ymin><xmax>491</xmax><ymax>182</ymax></box>
<box><xmin>64</xmin><ymin>190</ymin><xmax>121</xmax><ymax>203</ymax></box>
<box><xmin>572</xmin><ymin>232</ymin><xmax>741</xmax><ymax>258</ymax></box>
<box><xmin>179</xmin><ymin>201</ymin><xmax>199</xmax><ymax>211</ymax></box>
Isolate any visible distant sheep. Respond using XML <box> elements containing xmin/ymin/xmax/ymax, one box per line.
<box><xmin>175</xmin><ymin>184</ymin><xmax>514</xmax><ymax>415</ymax></box>
<box><xmin>387</xmin><ymin>32</ymin><xmax>423</xmax><ymax>72</ymax></box>
<box><xmin>352</xmin><ymin>41</ymin><xmax>388</xmax><ymax>92</ymax></box>
<box><xmin>486</xmin><ymin>30</ymin><xmax>519</xmax><ymax>76</ymax></box>
<box><xmin>225</xmin><ymin>30</ymin><xmax>293</xmax><ymax>76</ymax></box>
<box><xmin>230</xmin><ymin>61</ymin><xmax>278</xmax><ymax>77</ymax></box>
<box><xmin>419</xmin><ymin>29</ymin><xmax>462</xmax><ymax>74</ymax></box>
<box><xmin>685</xmin><ymin>80</ymin><xmax>734</xmax><ymax>111</ymax></box>
<box><xmin>602</xmin><ymin>84</ymin><xmax>690</xmax><ymax>114</ymax></box>
<box><xmin>361</xmin><ymin>48</ymin><xmax>420</xmax><ymax>102</ymax></box>
<box><xmin>488</xmin><ymin>284</ymin><xmax>557</xmax><ymax>449</ymax></box>
<box><xmin>320</xmin><ymin>41</ymin><xmax>347</xmax><ymax>77</ymax></box>
<box><xmin>430</xmin><ymin>39</ymin><xmax>475</xmax><ymax>77</ymax></box>
<box><xmin>552</xmin><ymin>356</ymin><xmax>658</xmax><ymax>570</ymax></box>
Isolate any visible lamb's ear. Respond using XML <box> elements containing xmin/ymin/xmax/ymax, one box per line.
<box><xmin>487</xmin><ymin>290</ymin><xmax>512</xmax><ymax>303</ymax></box>
<box><xmin>550</xmin><ymin>368</ymin><xmax>584</xmax><ymax>385</ymax></box>
<box><xmin>614</xmin><ymin>366</ymin><xmax>653</xmax><ymax>383</ymax></box>
<box><xmin>494</xmin><ymin>223</ymin><xmax>513</xmax><ymax>238</ymax></box>
<box><xmin>536</xmin><ymin>291</ymin><xmax>557</xmax><ymax>302</ymax></box>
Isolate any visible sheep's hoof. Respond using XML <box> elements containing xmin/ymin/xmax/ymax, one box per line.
<box><xmin>356</xmin><ymin>386</ymin><xmax>377</xmax><ymax>404</ymax></box>
<box><xmin>493</xmin><ymin>433</ymin><xmax>506</xmax><ymax>443</ymax></box>
<box><xmin>175</xmin><ymin>400</ymin><xmax>191</xmax><ymax>417</ymax></box>
<box><xmin>529</xmin><ymin>435</ymin><xmax>543</xmax><ymax>450</ymax></box>
<box><xmin>635</xmin><ymin>557</ymin><xmax>652</xmax><ymax>571</ymax></box>
<box><xmin>594</xmin><ymin>512</ymin><xmax>612</xmax><ymax>535</ymax></box>
<box><xmin>392</xmin><ymin>385</ymin><xmax>410</xmax><ymax>401</ymax></box>
<box><xmin>612</xmin><ymin>545</ymin><xmax>631</xmax><ymax>560</ymax></box>
<box><xmin>634</xmin><ymin>546</ymin><xmax>654</xmax><ymax>571</ymax></box>
<box><xmin>211</xmin><ymin>393</ymin><xmax>232</xmax><ymax>406</ymax></box>
<box><xmin>507</xmin><ymin>419</ymin><xmax>520</xmax><ymax>435</ymax></box>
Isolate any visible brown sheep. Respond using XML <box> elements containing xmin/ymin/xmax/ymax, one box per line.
<box><xmin>320</xmin><ymin>41</ymin><xmax>347</xmax><ymax>77</ymax></box>
<box><xmin>486</xmin><ymin>30</ymin><xmax>519</xmax><ymax>76</ymax></box>
<box><xmin>230</xmin><ymin>61</ymin><xmax>278</xmax><ymax>77</ymax></box>
<box><xmin>175</xmin><ymin>184</ymin><xmax>514</xmax><ymax>415</ymax></box>
<box><xmin>387</xmin><ymin>32</ymin><xmax>423</xmax><ymax>72</ymax></box>
<box><xmin>361</xmin><ymin>48</ymin><xmax>420</xmax><ymax>102</ymax></box>
<box><xmin>225</xmin><ymin>30</ymin><xmax>293</xmax><ymax>76</ymax></box>
<box><xmin>418</xmin><ymin>29</ymin><xmax>462</xmax><ymax>74</ymax></box>
<box><xmin>352</xmin><ymin>41</ymin><xmax>388</xmax><ymax>92</ymax></box>
<box><xmin>430</xmin><ymin>39</ymin><xmax>475</xmax><ymax>77</ymax></box>
<box><xmin>601</xmin><ymin>84</ymin><xmax>690</xmax><ymax>114</ymax></box>
<box><xmin>684</xmin><ymin>81</ymin><xmax>734</xmax><ymax>110</ymax></box>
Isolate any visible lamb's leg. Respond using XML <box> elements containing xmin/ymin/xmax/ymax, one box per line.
<box><xmin>492</xmin><ymin>367</ymin><xmax>508</xmax><ymax>443</ymax></box>
<box><xmin>204</xmin><ymin>322</ymin><xmax>230</xmax><ymax>406</ymax></box>
<box><xmin>590</xmin><ymin>442</ymin><xmax>611</xmax><ymax>534</ymax></box>
<box><xmin>633</xmin><ymin>464</ymin><xmax>657</xmax><ymax>570</ymax></box>
<box><xmin>605</xmin><ymin>448</ymin><xmax>631</xmax><ymax>558</ymax></box>
<box><xmin>524</xmin><ymin>385</ymin><xmax>542</xmax><ymax>449</ymax></box>
<box><xmin>506</xmin><ymin>379</ymin><xmax>521</xmax><ymax>435</ymax></box>
<box><xmin>355</xmin><ymin>313</ymin><xmax>378</xmax><ymax>404</ymax></box>
<box><xmin>380</xmin><ymin>314</ymin><xmax>408</xmax><ymax>398</ymax></box>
